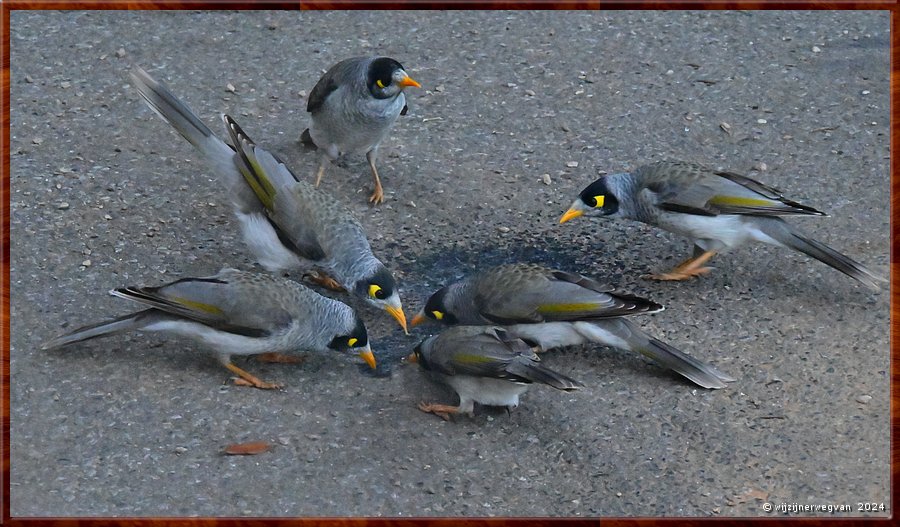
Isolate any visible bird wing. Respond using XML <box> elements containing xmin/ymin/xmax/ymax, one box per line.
<box><xmin>427</xmin><ymin>327</ymin><xmax>535</xmax><ymax>381</ymax></box>
<box><xmin>306</xmin><ymin>73</ymin><xmax>339</xmax><ymax>114</ymax></box>
<box><xmin>472</xmin><ymin>265</ymin><xmax>661</xmax><ymax>324</ymax></box>
<box><xmin>306</xmin><ymin>58</ymin><xmax>364</xmax><ymax>114</ymax></box>
<box><xmin>110</xmin><ymin>270</ymin><xmax>293</xmax><ymax>337</ymax></box>
<box><xmin>223</xmin><ymin>115</ymin><xmax>327</xmax><ymax>262</ymax></box>
<box><xmin>638</xmin><ymin>161</ymin><xmax>824</xmax><ymax>217</ymax></box>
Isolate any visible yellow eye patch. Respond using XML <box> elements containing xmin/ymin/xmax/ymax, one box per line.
<box><xmin>368</xmin><ymin>284</ymin><xmax>382</xmax><ymax>298</ymax></box>
<box><xmin>592</xmin><ymin>195</ymin><xmax>605</xmax><ymax>208</ymax></box>
<box><xmin>376</xmin><ymin>79</ymin><xmax>385</xmax><ymax>89</ymax></box>
<box><xmin>431</xmin><ymin>311</ymin><xmax>444</xmax><ymax>320</ymax></box>
<box><xmin>348</xmin><ymin>338</ymin><xmax>358</xmax><ymax>347</ymax></box>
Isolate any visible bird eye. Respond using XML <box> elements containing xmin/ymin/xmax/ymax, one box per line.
<box><xmin>376</xmin><ymin>79</ymin><xmax>386</xmax><ymax>89</ymax></box>
<box><xmin>431</xmin><ymin>310</ymin><xmax>444</xmax><ymax>320</ymax></box>
<box><xmin>348</xmin><ymin>337</ymin><xmax>358</xmax><ymax>347</ymax></box>
<box><xmin>368</xmin><ymin>284</ymin><xmax>385</xmax><ymax>299</ymax></box>
<box><xmin>591</xmin><ymin>195</ymin><xmax>605</xmax><ymax>208</ymax></box>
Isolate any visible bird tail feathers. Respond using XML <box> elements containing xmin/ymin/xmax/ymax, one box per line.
<box><xmin>41</xmin><ymin>310</ymin><xmax>160</xmax><ymax>350</ymax></box>
<box><xmin>506</xmin><ymin>360</ymin><xmax>584</xmax><ymax>391</ymax></box>
<box><xmin>756</xmin><ymin>218</ymin><xmax>886</xmax><ymax>291</ymax></box>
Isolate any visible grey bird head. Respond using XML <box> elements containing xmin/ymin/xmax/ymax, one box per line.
<box><xmin>326</xmin><ymin>313</ymin><xmax>375</xmax><ymax>369</ymax></box>
<box><xmin>411</xmin><ymin>284</ymin><xmax>461</xmax><ymax>326</ymax></box>
<box><xmin>354</xmin><ymin>265</ymin><xmax>407</xmax><ymax>333</ymax></box>
<box><xmin>367</xmin><ymin>57</ymin><xmax>421</xmax><ymax>98</ymax></box>
<box><xmin>560</xmin><ymin>176</ymin><xmax>621</xmax><ymax>223</ymax></box>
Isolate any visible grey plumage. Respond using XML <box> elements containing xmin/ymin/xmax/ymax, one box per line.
<box><xmin>301</xmin><ymin>57</ymin><xmax>420</xmax><ymax>204</ymax></box>
<box><xmin>561</xmin><ymin>160</ymin><xmax>886</xmax><ymax>289</ymax></box>
<box><xmin>129</xmin><ymin>67</ymin><xmax>408</xmax><ymax>331</ymax></box>
<box><xmin>412</xmin><ymin>263</ymin><xmax>734</xmax><ymax>389</ymax></box>
<box><xmin>411</xmin><ymin>326</ymin><xmax>583</xmax><ymax>419</ymax></box>
<box><xmin>42</xmin><ymin>268</ymin><xmax>375</xmax><ymax>389</ymax></box>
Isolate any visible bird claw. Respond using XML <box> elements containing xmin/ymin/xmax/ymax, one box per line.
<box><xmin>255</xmin><ymin>352</ymin><xmax>306</xmax><ymax>364</ymax></box>
<box><xmin>643</xmin><ymin>267</ymin><xmax>713</xmax><ymax>281</ymax></box>
<box><xmin>417</xmin><ymin>401</ymin><xmax>454</xmax><ymax>421</ymax></box>
<box><xmin>233</xmin><ymin>377</ymin><xmax>283</xmax><ymax>390</ymax></box>
<box><xmin>304</xmin><ymin>272</ymin><xmax>345</xmax><ymax>291</ymax></box>
<box><xmin>368</xmin><ymin>188</ymin><xmax>384</xmax><ymax>205</ymax></box>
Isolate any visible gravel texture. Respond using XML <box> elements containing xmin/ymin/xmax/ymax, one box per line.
<box><xmin>9</xmin><ymin>10</ymin><xmax>889</xmax><ymax>518</ymax></box>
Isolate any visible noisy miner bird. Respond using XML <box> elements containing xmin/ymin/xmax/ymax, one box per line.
<box><xmin>408</xmin><ymin>325</ymin><xmax>584</xmax><ymax>420</ymax></box>
<box><xmin>410</xmin><ymin>263</ymin><xmax>734</xmax><ymax>389</ymax></box>
<box><xmin>42</xmin><ymin>268</ymin><xmax>375</xmax><ymax>389</ymax></box>
<box><xmin>299</xmin><ymin>57</ymin><xmax>421</xmax><ymax>204</ymax></box>
<box><xmin>560</xmin><ymin>160</ymin><xmax>886</xmax><ymax>290</ymax></box>
<box><xmin>130</xmin><ymin>67</ymin><xmax>408</xmax><ymax>333</ymax></box>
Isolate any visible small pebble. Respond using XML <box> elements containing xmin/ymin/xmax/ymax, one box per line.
<box><xmin>24</xmin><ymin>75</ymin><xmax>33</xmax><ymax>83</ymax></box>
<box><xmin>541</xmin><ymin>173</ymin><xmax>552</xmax><ymax>185</ymax></box>
<box><xmin>434</xmin><ymin>85</ymin><xmax>444</xmax><ymax>93</ymax></box>
<box><xmin>753</xmin><ymin>162</ymin><xmax>768</xmax><ymax>172</ymax></box>
<box><xmin>524</xmin><ymin>89</ymin><xmax>535</xmax><ymax>97</ymax></box>
<box><xmin>812</xmin><ymin>46</ymin><xmax>822</xmax><ymax>53</ymax></box>
<box><xmin>174</xmin><ymin>446</ymin><xmax>187</xmax><ymax>454</ymax></box>
<box><xmin>298</xmin><ymin>90</ymin><xmax>307</xmax><ymax>98</ymax></box>
<box><xmin>498</xmin><ymin>226</ymin><xmax>510</xmax><ymax>233</ymax></box>
<box><xmin>856</xmin><ymin>395</ymin><xmax>872</xmax><ymax>404</ymax></box>
<box><xmin>57</xmin><ymin>202</ymin><xmax>69</xmax><ymax>210</ymax></box>
<box><xmin>408</xmin><ymin>200</ymin><xmax>417</xmax><ymax>208</ymax></box>
<box><xmin>566</xmin><ymin>161</ymin><xmax>579</xmax><ymax>168</ymax></box>
<box><xmin>32</xmin><ymin>137</ymin><xmax>43</xmax><ymax>145</ymax></box>
<box><xmin>60</xmin><ymin>81</ymin><xmax>71</xmax><ymax>89</ymax></box>
<box><xmin>757</xmin><ymin>118</ymin><xmax>767</xmax><ymax>124</ymax></box>
<box><xmin>226</xmin><ymin>83</ymin><xmax>236</xmax><ymax>93</ymax></box>
<box><xmin>115</xmin><ymin>48</ymin><xmax>126</xmax><ymax>58</ymax></box>
<box><xmin>81</xmin><ymin>260</ymin><xmax>91</xmax><ymax>267</ymax></box>
<box><xmin>862</xmin><ymin>90</ymin><xmax>870</xmax><ymax>95</ymax></box>
<box><xmin>665</xmin><ymin>69</ymin><xmax>674</xmax><ymax>75</ymax></box>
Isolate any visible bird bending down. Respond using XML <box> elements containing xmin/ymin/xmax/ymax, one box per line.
<box><xmin>42</xmin><ymin>269</ymin><xmax>375</xmax><ymax>389</ymax></box>
<box><xmin>408</xmin><ymin>326</ymin><xmax>583</xmax><ymax>420</ymax></box>
<box><xmin>560</xmin><ymin>160</ymin><xmax>886</xmax><ymax>290</ymax></box>
<box><xmin>129</xmin><ymin>67</ymin><xmax>408</xmax><ymax>333</ymax></box>
<box><xmin>411</xmin><ymin>263</ymin><xmax>734</xmax><ymax>389</ymax></box>
<box><xmin>300</xmin><ymin>57</ymin><xmax>421</xmax><ymax>204</ymax></box>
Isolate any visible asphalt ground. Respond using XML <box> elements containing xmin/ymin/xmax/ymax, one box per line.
<box><xmin>8</xmin><ymin>10</ymin><xmax>890</xmax><ymax>517</ymax></box>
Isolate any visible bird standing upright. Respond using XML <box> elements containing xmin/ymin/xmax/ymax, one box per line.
<box><xmin>560</xmin><ymin>160</ymin><xmax>886</xmax><ymax>290</ymax></box>
<box><xmin>300</xmin><ymin>57</ymin><xmax>421</xmax><ymax>204</ymax></box>
<box><xmin>129</xmin><ymin>67</ymin><xmax>408</xmax><ymax>333</ymax></box>
<box><xmin>42</xmin><ymin>269</ymin><xmax>375</xmax><ymax>389</ymax></box>
<box><xmin>410</xmin><ymin>263</ymin><xmax>734</xmax><ymax>389</ymax></box>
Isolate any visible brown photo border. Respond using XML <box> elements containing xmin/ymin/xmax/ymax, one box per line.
<box><xmin>0</xmin><ymin>1</ymin><xmax>895</xmax><ymax>525</ymax></box>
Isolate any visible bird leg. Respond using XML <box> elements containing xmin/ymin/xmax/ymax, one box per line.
<box><xmin>645</xmin><ymin>250</ymin><xmax>717</xmax><ymax>281</ymax></box>
<box><xmin>224</xmin><ymin>362</ymin><xmax>283</xmax><ymax>390</ymax></box>
<box><xmin>366</xmin><ymin>150</ymin><xmax>384</xmax><ymax>204</ymax></box>
<box><xmin>417</xmin><ymin>401</ymin><xmax>460</xmax><ymax>421</ymax></box>
<box><xmin>255</xmin><ymin>352</ymin><xmax>307</xmax><ymax>364</ymax></box>
<box><xmin>313</xmin><ymin>156</ymin><xmax>328</xmax><ymax>188</ymax></box>
<box><xmin>303</xmin><ymin>270</ymin><xmax>345</xmax><ymax>291</ymax></box>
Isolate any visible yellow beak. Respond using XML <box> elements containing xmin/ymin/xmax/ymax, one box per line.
<box><xmin>359</xmin><ymin>347</ymin><xmax>377</xmax><ymax>370</ymax></box>
<box><xmin>386</xmin><ymin>305</ymin><xmax>409</xmax><ymax>335</ymax></box>
<box><xmin>559</xmin><ymin>207</ymin><xmax>584</xmax><ymax>224</ymax></box>
<box><xmin>398</xmin><ymin>76</ymin><xmax>421</xmax><ymax>89</ymax></box>
<box><xmin>410</xmin><ymin>311</ymin><xmax>427</xmax><ymax>328</ymax></box>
